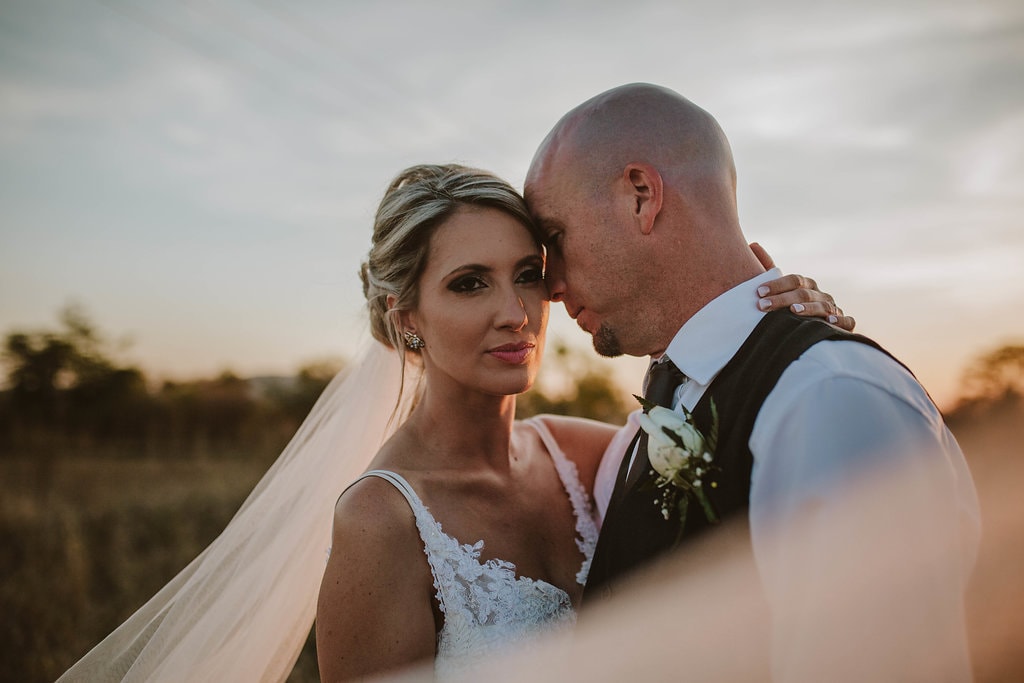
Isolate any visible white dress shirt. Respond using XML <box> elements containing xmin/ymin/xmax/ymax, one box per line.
<box><xmin>594</xmin><ymin>268</ymin><xmax>981</xmax><ymax>681</ymax></box>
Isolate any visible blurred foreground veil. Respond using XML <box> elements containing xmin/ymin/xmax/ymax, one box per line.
<box><xmin>379</xmin><ymin>452</ymin><xmax>985</xmax><ymax>683</ymax></box>
<box><xmin>58</xmin><ymin>341</ymin><xmax>409</xmax><ymax>682</ymax></box>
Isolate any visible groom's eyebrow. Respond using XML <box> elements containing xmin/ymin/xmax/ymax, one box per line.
<box><xmin>536</xmin><ymin>218</ymin><xmax>562</xmax><ymax>235</ymax></box>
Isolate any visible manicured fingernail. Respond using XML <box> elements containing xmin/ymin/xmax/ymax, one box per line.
<box><xmin>757</xmin><ymin>286</ymin><xmax>770</xmax><ymax>297</ymax></box>
<box><xmin>828</xmin><ymin>314</ymin><xmax>838</xmax><ymax>324</ymax></box>
<box><xmin>791</xmin><ymin>303</ymin><xmax>805</xmax><ymax>313</ymax></box>
<box><xmin>758</xmin><ymin>298</ymin><xmax>771</xmax><ymax>311</ymax></box>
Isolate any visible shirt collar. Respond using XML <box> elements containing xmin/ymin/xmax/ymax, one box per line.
<box><xmin>661</xmin><ymin>268</ymin><xmax>781</xmax><ymax>387</ymax></box>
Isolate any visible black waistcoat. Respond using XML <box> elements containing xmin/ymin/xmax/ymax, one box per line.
<box><xmin>583</xmin><ymin>310</ymin><xmax>895</xmax><ymax>600</ymax></box>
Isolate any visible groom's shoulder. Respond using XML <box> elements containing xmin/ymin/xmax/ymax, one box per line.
<box><xmin>785</xmin><ymin>338</ymin><xmax>937</xmax><ymax>419</ymax></box>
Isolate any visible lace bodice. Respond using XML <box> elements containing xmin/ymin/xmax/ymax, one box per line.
<box><xmin>352</xmin><ymin>417</ymin><xmax>598</xmax><ymax>679</ymax></box>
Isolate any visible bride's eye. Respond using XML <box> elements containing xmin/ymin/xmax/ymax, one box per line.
<box><xmin>448</xmin><ymin>275</ymin><xmax>487</xmax><ymax>293</ymax></box>
<box><xmin>516</xmin><ymin>267</ymin><xmax>544</xmax><ymax>285</ymax></box>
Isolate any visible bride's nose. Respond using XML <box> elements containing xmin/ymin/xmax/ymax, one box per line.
<box><xmin>496</xmin><ymin>292</ymin><xmax>528</xmax><ymax>331</ymax></box>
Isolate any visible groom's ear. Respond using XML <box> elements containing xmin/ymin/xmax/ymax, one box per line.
<box><xmin>624</xmin><ymin>163</ymin><xmax>663</xmax><ymax>235</ymax></box>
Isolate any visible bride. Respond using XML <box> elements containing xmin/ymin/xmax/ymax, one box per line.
<box><xmin>316</xmin><ymin>164</ymin><xmax>614</xmax><ymax>680</ymax></box>
<box><xmin>57</xmin><ymin>164</ymin><xmax>849</xmax><ymax>682</ymax></box>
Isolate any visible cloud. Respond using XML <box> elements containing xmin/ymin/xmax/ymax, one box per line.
<box><xmin>955</xmin><ymin>112</ymin><xmax>1024</xmax><ymax>197</ymax></box>
<box><xmin>1</xmin><ymin>0</ymin><xmax>1022</xmax><ymax>402</ymax></box>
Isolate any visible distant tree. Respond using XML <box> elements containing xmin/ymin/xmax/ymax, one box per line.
<box><xmin>948</xmin><ymin>343</ymin><xmax>1024</xmax><ymax>422</ymax></box>
<box><xmin>1</xmin><ymin>304</ymin><xmax>149</xmax><ymax>443</ymax></box>
<box><xmin>960</xmin><ymin>345</ymin><xmax>1024</xmax><ymax>401</ymax></box>
<box><xmin>280</xmin><ymin>359</ymin><xmax>345</xmax><ymax>423</ymax></box>
<box><xmin>151</xmin><ymin>371</ymin><xmax>260</xmax><ymax>455</ymax></box>
<box><xmin>3</xmin><ymin>330</ymin><xmax>75</xmax><ymax>426</ymax></box>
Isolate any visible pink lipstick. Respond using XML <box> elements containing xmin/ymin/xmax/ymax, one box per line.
<box><xmin>488</xmin><ymin>342</ymin><xmax>535</xmax><ymax>364</ymax></box>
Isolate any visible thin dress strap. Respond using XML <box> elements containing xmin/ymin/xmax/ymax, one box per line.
<box><xmin>346</xmin><ymin>469</ymin><xmax>424</xmax><ymax>512</ymax></box>
<box><xmin>340</xmin><ymin>469</ymin><xmax>453</xmax><ymax>618</ymax></box>
<box><xmin>519</xmin><ymin>417</ymin><xmax>599</xmax><ymax>585</ymax></box>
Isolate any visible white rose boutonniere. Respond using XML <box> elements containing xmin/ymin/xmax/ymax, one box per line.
<box><xmin>634</xmin><ymin>395</ymin><xmax>720</xmax><ymax>532</ymax></box>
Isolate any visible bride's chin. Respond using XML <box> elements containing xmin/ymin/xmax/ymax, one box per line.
<box><xmin>493</xmin><ymin>376</ymin><xmax>535</xmax><ymax>398</ymax></box>
<box><xmin>467</xmin><ymin>365</ymin><xmax>537</xmax><ymax>398</ymax></box>
<box><xmin>499</xmin><ymin>380</ymin><xmax>533</xmax><ymax>397</ymax></box>
<box><xmin>514</xmin><ymin>379</ymin><xmax>536</xmax><ymax>396</ymax></box>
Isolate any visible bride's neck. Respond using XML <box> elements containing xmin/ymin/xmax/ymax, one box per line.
<box><xmin>406</xmin><ymin>385</ymin><xmax>517</xmax><ymax>470</ymax></box>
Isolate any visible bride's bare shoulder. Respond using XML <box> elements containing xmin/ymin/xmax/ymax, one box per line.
<box><xmin>319</xmin><ymin>475</ymin><xmax>436</xmax><ymax>680</ymax></box>
<box><xmin>328</xmin><ymin>474</ymin><xmax>426</xmax><ymax>575</ymax></box>
<box><xmin>332</xmin><ymin>474</ymin><xmax>414</xmax><ymax>537</ymax></box>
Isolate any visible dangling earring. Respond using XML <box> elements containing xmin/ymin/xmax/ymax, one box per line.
<box><xmin>403</xmin><ymin>330</ymin><xmax>425</xmax><ymax>350</ymax></box>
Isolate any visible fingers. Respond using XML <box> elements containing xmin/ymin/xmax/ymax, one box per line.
<box><xmin>750</xmin><ymin>242</ymin><xmax>775</xmax><ymax>270</ymax></box>
<box><xmin>757</xmin><ymin>273</ymin><xmax>819</xmax><ymax>298</ymax></box>
<box><xmin>756</xmin><ymin>273</ymin><xmax>856</xmax><ymax>331</ymax></box>
<box><xmin>758</xmin><ymin>294</ymin><xmax>836</xmax><ymax>316</ymax></box>
<box><xmin>789</xmin><ymin>300</ymin><xmax>841</xmax><ymax>318</ymax></box>
<box><xmin>756</xmin><ymin>297</ymin><xmax>857</xmax><ymax>331</ymax></box>
<box><xmin>756</xmin><ymin>284</ymin><xmax>830</xmax><ymax>314</ymax></box>
<box><xmin>831</xmin><ymin>314</ymin><xmax>856</xmax><ymax>331</ymax></box>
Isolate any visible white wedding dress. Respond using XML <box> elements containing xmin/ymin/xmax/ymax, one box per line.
<box><xmin>346</xmin><ymin>417</ymin><xmax>599</xmax><ymax>679</ymax></box>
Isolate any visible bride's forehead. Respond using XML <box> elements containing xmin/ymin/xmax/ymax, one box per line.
<box><xmin>427</xmin><ymin>208</ymin><xmax>540</xmax><ymax>261</ymax></box>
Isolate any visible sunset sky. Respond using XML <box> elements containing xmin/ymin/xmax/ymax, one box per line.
<box><xmin>2</xmin><ymin>0</ymin><xmax>1022</xmax><ymax>410</ymax></box>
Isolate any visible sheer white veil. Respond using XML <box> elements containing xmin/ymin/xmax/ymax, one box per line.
<box><xmin>58</xmin><ymin>339</ymin><xmax>413</xmax><ymax>682</ymax></box>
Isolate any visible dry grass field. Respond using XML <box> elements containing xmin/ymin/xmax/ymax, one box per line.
<box><xmin>0</xmin><ymin>453</ymin><xmax>319</xmax><ymax>682</ymax></box>
<box><xmin>2</xmin><ymin>412</ymin><xmax>1020</xmax><ymax>683</ymax></box>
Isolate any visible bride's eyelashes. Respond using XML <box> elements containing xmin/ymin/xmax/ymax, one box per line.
<box><xmin>448</xmin><ymin>275</ymin><xmax>487</xmax><ymax>294</ymax></box>
<box><xmin>445</xmin><ymin>264</ymin><xmax>544</xmax><ymax>295</ymax></box>
<box><xmin>516</xmin><ymin>266</ymin><xmax>544</xmax><ymax>286</ymax></box>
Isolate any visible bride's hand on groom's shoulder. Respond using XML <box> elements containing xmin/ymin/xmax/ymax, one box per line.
<box><xmin>749</xmin><ymin>242</ymin><xmax>856</xmax><ymax>332</ymax></box>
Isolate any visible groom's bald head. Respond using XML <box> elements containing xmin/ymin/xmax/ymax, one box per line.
<box><xmin>524</xmin><ymin>84</ymin><xmax>762</xmax><ymax>358</ymax></box>
<box><xmin>526</xmin><ymin>83</ymin><xmax>737</xmax><ymax>214</ymax></box>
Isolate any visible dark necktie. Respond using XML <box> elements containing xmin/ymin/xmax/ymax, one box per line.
<box><xmin>644</xmin><ymin>358</ymin><xmax>686</xmax><ymax>411</ymax></box>
<box><xmin>613</xmin><ymin>359</ymin><xmax>687</xmax><ymax>500</ymax></box>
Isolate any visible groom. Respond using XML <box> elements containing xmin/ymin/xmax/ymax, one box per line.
<box><xmin>523</xmin><ymin>84</ymin><xmax>980</xmax><ymax>680</ymax></box>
